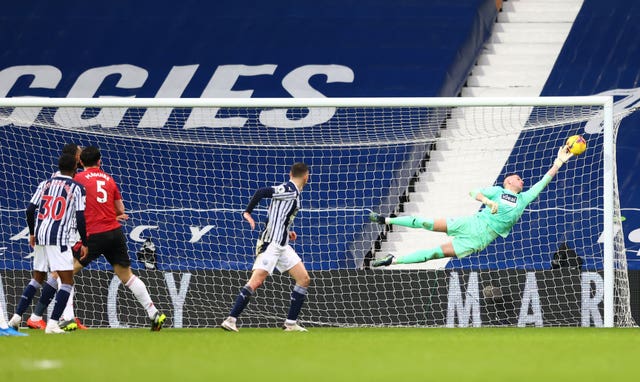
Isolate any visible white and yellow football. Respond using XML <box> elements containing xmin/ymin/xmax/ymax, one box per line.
<box><xmin>566</xmin><ymin>135</ymin><xmax>587</xmax><ymax>155</ymax></box>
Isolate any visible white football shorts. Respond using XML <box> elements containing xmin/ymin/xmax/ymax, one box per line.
<box><xmin>33</xmin><ymin>245</ymin><xmax>74</xmax><ymax>272</ymax></box>
<box><xmin>252</xmin><ymin>242</ymin><xmax>301</xmax><ymax>274</ymax></box>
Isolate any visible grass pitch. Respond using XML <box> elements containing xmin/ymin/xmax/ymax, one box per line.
<box><xmin>1</xmin><ymin>327</ymin><xmax>639</xmax><ymax>382</ymax></box>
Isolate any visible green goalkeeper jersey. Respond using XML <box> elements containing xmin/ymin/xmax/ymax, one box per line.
<box><xmin>473</xmin><ymin>174</ymin><xmax>552</xmax><ymax>238</ymax></box>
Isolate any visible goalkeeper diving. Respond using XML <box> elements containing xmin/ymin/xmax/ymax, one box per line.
<box><xmin>369</xmin><ymin>145</ymin><xmax>575</xmax><ymax>267</ymax></box>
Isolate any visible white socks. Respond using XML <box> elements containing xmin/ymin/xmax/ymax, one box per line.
<box><xmin>125</xmin><ymin>275</ymin><xmax>158</xmax><ymax>319</ymax></box>
<box><xmin>62</xmin><ymin>286</ymin><xmax>75</xmax><ymax>321</ymax></box>
<box><xmin>0</xmin><ymin>305</ymin><xmax>8</xmax><ymax>329</ymax></box>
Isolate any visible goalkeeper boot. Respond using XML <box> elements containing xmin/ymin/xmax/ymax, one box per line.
<box><xmin>368</xmin><ymin>212</ymin><xmax>387</xmax><ymax>225</ymax></box>
<box><xmin>59</xmin><ymin>319</ymin><xmax>78</xmax><ymax>331</ymax></box>
<box><xmin>283</xmin><ymin>322</ymin><xmax>308</xmax><ymax>332</ymax></box>
<box><xmin>221</xmin><ymin>317</ymin><xmax>239</xmax><ymax>332</ymax></box>
<box><xmin>371</xmin><ymin>254</ymin><xmax>395</xmax><ymax>267</ymax></box>
<box><xmin>26</xmin><ymin>317</ymin><xmax>46</xmax><ymax>330</ymax></box>
<box><xmin>0</xmin><ymin>327</ymin><xmax>28</xmax><ymax>337</ymax></box>
<box><xmin>151</xmin><ymin>312</ymin><xmax>167</xmax><ymax>331</ymax></box>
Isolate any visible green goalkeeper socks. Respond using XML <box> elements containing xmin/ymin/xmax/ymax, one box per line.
<box><xmin>389</xmin><ymin>216</ymin><xmax>434</xmax><ymax>230</ymax></box>
<box><xmin>396</xmin><ymin>247</ymin><xmax>445</xmax><ymax>264</ymax></box>
<box><xmin>387</xmin><ymin>216</ymin><xmax>442</xmax><ymax>263</ymax></box>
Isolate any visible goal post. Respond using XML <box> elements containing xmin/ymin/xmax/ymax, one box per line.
<box><xmin>0</xmin><ymin>96</ymin><xmax>633</xmax><ymax>328</ymax></box>
<box><xmin>602</xmin><ymin>96</ymin><xmax>615</xmax><ymax>328</ymax></box>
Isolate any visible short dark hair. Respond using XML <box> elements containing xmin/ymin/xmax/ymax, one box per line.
<box><xmin>80</xmin><ymin>146</ymin><xmax>102</xmax><ymax>167</ymax></box>
<box><xmin>58</xmin><ymin>153</ymin><xmax>77</xmax><ymax>173</ymax></box>
<box><xmin>61</xmin><ymin>143</ymin><xmax>80</xmax><ymax>156</ymax></box>
<box><xmin>290</xmin><ymin>162</ymin><xmax>309</xmax><ymax>178</ymax></box>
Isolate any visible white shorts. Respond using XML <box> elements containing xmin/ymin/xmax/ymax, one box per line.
<box><xmin>252</xmin><ymin>242</ymin><xmax>302</xmax><ymax>274</ymax></box>
<box><xmin>33</xmin><ymin>245</ymin><xmax>74</xmax><ymax>272</ymax></box>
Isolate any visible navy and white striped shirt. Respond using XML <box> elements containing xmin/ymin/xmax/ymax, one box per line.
<box><xmin>50</xmin><ymin>170</ymin><xmax>80</xmax><ymax>242</ymax></box>
<box><xmin>246</xmin><ymin>181</ymin><xmax>301</xmax><ymax>247</ymax></box>
<box><xmin>29</xmin><ymin>175</ymin><xmax>86</xmax><ymax>247</ymax></box>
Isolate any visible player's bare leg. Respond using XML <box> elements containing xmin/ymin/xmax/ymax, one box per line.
<box><xmin>440</xmin><ymin>242</ymin><xmax>457</xmax><ymax>257</ymax></box>
<box><xmin>246</xmin><ymin>269</ymin><xmax>269</xmax><ymax>291</ymax></box>
<box><xmin>432</xmin><ymin>218</ymin><xmax>448</xmax><ymax>233</ymax></box>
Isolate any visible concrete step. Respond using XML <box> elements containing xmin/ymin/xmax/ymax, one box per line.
<box><xmin>484</xmin><ymin>42</ymin><xmax>563</xmax><ymax>56</ymax></box>
<box><xmin>471</xmin><ymin>64</ymin><xmax>552</xmax><ymax>76</ymax></box>
<box><xmin>506</xmin><ymin>0</ymin><xmax>582</xmax><ymax>2</ymax></box>
<box><xmin>490</xmin><ymin>30</ymin><xmax>568</xmax><ymax>44</ymax></box>
<box><xmin>380</xmin><ymin>231</ymin><xmax>452</xmax><ymax>251</ymax></box>
<box><xmin>502</xmin><ymin>1</ymin><xmax>583</xmax><ymax>15</ymax></box>
<box><xmin>467</xmin><ymin>72</ymin><xmax>548</xmax><ymax>87</ymax></box>
<box><xmin>437</xmin><ymin>137</ymin><xmax>518</xmax><ymax>151</ymax></box>
<box><xmin>498</xmin><ymin>10</ymin><xmax>580</xmax><ymax>23</ymax></box>
<box><xmin>477</xmin><ymin>53</ymin><xmax>558</xmax><ymax>66</ymax></box>
<box><xmin>396</xmin><ymin>197</ymin><xmax>481</xmax><ymax>220</ymax></box>
<box><xmin>461</xmin><ymin>86</ymin><xmax>544</xmax><ymax>97</ymax></box>
<box><xmin>492</xmin><ymin>22</ymin><xmax>572</xmax><ymax>39</ymax></box>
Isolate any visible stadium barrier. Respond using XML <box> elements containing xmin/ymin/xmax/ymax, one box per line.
<box><xmin>2</xmin><ymin>268</ymin><xmax>631</xmax><ymax>328</ymax></box>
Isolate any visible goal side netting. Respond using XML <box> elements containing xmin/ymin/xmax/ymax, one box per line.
<box><xmin>0</xmin><ymin>97</ymin><xmax>634</xmax><ymax>328</ymax></box>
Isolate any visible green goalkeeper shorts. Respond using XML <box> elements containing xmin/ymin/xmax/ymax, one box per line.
<box><xmin>446</xmin><ymin>215</ymin><xmax>499</xmax><ymax>258</ymax></box>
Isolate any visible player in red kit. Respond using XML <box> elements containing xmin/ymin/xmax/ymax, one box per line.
<box><xmin>76</xmin><ymin>146</ymin><xmax>166</xmax><ymax>331</ymax></box>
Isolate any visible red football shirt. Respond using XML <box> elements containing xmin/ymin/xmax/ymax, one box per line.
<box><xmin>76</xmin><ymin>167</ymin><xmax>123</xmax><ymax>236</ymax></box>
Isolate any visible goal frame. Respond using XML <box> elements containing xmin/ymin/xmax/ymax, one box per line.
<box><xmin>0</xmin><ymin>95</ymin><xmax>616</xmax><ymax>327</ymax></box>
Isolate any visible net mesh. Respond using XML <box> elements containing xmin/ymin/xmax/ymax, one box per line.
<box><xmin>0</xmin><ymin>99</ymin><xmax>634</xmax><ymax>327</ymax></box>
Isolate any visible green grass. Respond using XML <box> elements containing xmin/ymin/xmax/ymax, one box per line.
<box><xmin>2</xmin><ymin>328</ymin><xmax>640</xmax><ymax>382</ymax></box>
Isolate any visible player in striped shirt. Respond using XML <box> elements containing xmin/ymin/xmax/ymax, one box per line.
<box><xmin>75</xmin><ymin>146</ymin><xmax>166</xmax><ymax>331</ymax></box>
<box><xmin>8</xmin><ymin>153</ymin><xmax>87</xmax><ymax>334</ymax></box>
<box><xmin>27</xmin><ymin>143</ymin><xmax>88</xmax><ymax>331</ymax></box>
<box><xmin>221</xmin><ymin>162</ymin><xmax>311</xmax><ymax>332</ymax></box>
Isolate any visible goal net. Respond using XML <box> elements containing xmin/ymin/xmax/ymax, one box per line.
<box><xmin>0</xmin><ymin>97</ymin><xmax>634</xmax><ymax>328</ymax></box>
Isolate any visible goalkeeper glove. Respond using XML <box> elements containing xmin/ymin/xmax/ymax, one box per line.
<box><xmin>554</xmin><ymin>145</ymin><xmax>574</xmax><ymax>168</ymax></box>
<box><xmin>481</xmin><ymin>196</ymin><xmax>499</xmax><ymax>214</ymax></box>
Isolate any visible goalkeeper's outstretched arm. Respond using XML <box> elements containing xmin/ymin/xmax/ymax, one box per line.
<box><xmin>522</xmin><ymin>145</ymin><xmax>574</xmax><ymax>203</ymax></box>
<box><xmin>549</xmin><ymin>144</ymin><xmax>574</xmax><ymax>177</ymax></box>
